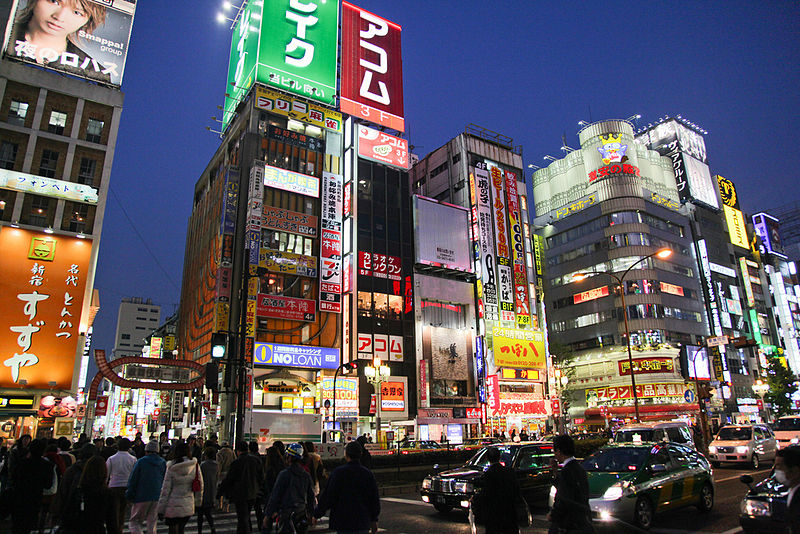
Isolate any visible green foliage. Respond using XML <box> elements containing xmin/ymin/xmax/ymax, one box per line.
<box><xmin>764</xmin><ymin>357</ymin><xmax>798</xmax><ymax>418</ymax></box>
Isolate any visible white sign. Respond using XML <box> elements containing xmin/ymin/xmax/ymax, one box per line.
<box><xmin>706</xmin><ymin>336</ymin><xmax>729</xmax><ymax>347</ymax></box>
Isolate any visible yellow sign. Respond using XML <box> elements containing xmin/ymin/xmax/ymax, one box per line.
<box><xmin>215</xmin><ymin>302</ymin><xmax>229</xmax><ymax>333</ymax></box>
<box><xmin>723</xmin><ymin>205</ymin><xmax>749</xmax><ymax>249</ymax></box>
<box><xmin>492</xmin><ymin>327</ymin><xmax>546</xmax><ymax>369</ymax></box>
<box><xmin>255</xmin><ymin>86</ymin><xmax>342</xmax><ymax>133</ymax></box>
<box><xmin>650</xmin><ymin>192</ymin><xmax>680</xmax><ymax>211</ymax></box>
<box><xmin>246</xmin><ymin>300</ymin><xmax>256</xmax><ymax>337</ymax></box>
<box><xmin>717</xmin><ymin>175</ymin><xmax>739</xmax><ymax>209</ymax></box>
<box><xmin>259</xmin><ymin>249</ymin><xmax>318</xmax><ymax>277</ymax></box>
<box><xmin>555</xmin><ymin>194</ymin><xmax>597</xmax><ymax>220</ymax></box>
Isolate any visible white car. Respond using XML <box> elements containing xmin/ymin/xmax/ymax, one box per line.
<box><xmin>708</xmin><ymin>424</ymin><xmax>777</xmax><ymax>469</ymax></box>
<box><xmin>774</xmin><ymin>415</ymin><xmax>800</xmax><ymax>449</ymax></box>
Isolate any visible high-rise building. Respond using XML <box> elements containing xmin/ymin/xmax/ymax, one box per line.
<box><xmin>113</xmin><ymin>297</ymin><xmax>161</xmax><ymax>359</ymax></box>
<box><xmin>532</xmin><ymin>119</ymin><xmax>706</xmax><ymax>426</ymax></box>
<box><xmin>0</xmin><ymin>2</ymin><xmax>136</xmax><ymax>439</ymax></box>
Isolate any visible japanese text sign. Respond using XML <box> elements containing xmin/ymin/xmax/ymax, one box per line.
<box><xmin>380</xmin><ymin>380</ymin><xmax>405</xmax><ymax>411</ymax></box>
<box><xmin>357</xmin><ymin>125</ymin><xmax>410</xmax><ymax>170</ymax></box>
<box><xmin>492</xmin><ymin>327</ymin><xmax>546</xmax><ymax>370</ymax></box>
<box><xmin>254</xmin><ymin>342</ymin><xmax>339</xmax><ymax>370</ymax></box>
<box><xmin>617</xmin><ymin>357</ymin><xmax>676</xmax><ymax>376</ymax></box>
<box><xmin>0</xmin><ymin>169</ymin><xmax>98</xmax><ymax>204</ymax></box>
<box><xmin>254</xmin><ymin>86</ymin><xmax>342</xmax><ymax>133</ymax></box>
<box><xmin>0</xmin><ymin>228</ymin><xmax>92</xmax><ymax>388</ymax></box>
<box><xmin>263</xmin><ymin>164</ymin><xmax>319</xmax><ymax>198</ymax></box>
<box><xmin>256</xmin><ymin>294</ymin><xmax>316</xmax><ymax>322</ymax></box>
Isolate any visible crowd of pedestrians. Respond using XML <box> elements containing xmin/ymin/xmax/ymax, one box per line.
<box><xmin>0</xmin><ymin>432</ymin><xmax>381</xmax><ymax>534</ymax></box>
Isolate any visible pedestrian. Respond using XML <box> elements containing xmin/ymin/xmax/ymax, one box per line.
<box><xmin>547</xmin><ymin>434</ymin><xmax>593</xmax><ymax>534</ymax></box>
<box><xmin>260</xmin><ymin>444</ymin><xmax>286</xmax><ymax>515</ymax></box>
<box><xmin>302</xmin><ymin>442</ymin><xmax>324</xmax><ymax>495</ymax></box>
<box><xmin>0</xmin><ymin>436</ymin><xmax>9</xmax><ymax>491</ymax></box>
<box><xmin>52</xmin><ymin>443</ymin><xmax>98</xmax><ymax>527</ymax></box>
<box><xmin>158</xmin><ymin>441</ymin><xmax>203</xmax><ymax>534</ymax></box>
<box><xmin>9</xmin><ymin>438</ymin><xmax>57</xmax><ymax>534</ymax></box>
<box><xmin>132</xmin><ymin>432</ymin><xmax>146</xmax><ymax>459</ymax></box>
<box><xmin>314</xmin><ymin>441</ymin><xmax>379</xmax><ymax>534</ymax></box>
<box><xmin>126</xmin><ymin>440</ymin><xmax>167</xmax><ymax>534</ymax></box>
<box><xmin>265</xmin><ymin>443</ymin><xmax>315</xmax><ymax>534</ymax></box>
<box><xmin>519</xmin><ymin>429</ymin><xmax>529</xmax><ymax>442</ymax></box>
<box><xmin>188</xmin><ymin>435</ymin><xmax>202</xmax><ymax>461</ymax></box>
<box><xmin>472</xmin><ymin>446</ymin><xmax>521</xmax><ymax>534</ymax></box>
<box><xmin>775</xmin><ymin>446</ymin><xmax>800</xmax><ymax>533</ymax></box>
<box><xmin>219</xmin><ymin>441</ymin><xmax>263</xmax><ymax>534</ymax></box>
<box><xmin>499</xmin><ymin>431</ymin><xmax>507</xmax><ymax>441</ymax></box>
<box><xmin>58</xmin><ymin>454</ymin><xmax>119</xmax><ymax>534</ymax></box>
<box><xmin>107</xmin><ymin>436</ymin><xmax>137</xmax><ymax>532</ymax></box>
<box><xmin>356</xmin><ymin>435</ymin><xmax>372</xmax><ymax>469</ymax></box>
<box><xmin>205</xmin><ymin>433</ymin><xmax>221</xmax><ymax>453</ymax></box>
<box><xmin>41</xmin><ymin>442</ymin><xmax>66</xmax><ymax>528</ymax></box>
<box><xmin>197</xmin><ymin>447</ymin><xmax>219</xmax><ymax>534</ymax></box>
<box><xmin>102</xmin><ymin>436</ymin><xmax>118</xmax><ymax>460</ymax></box>
<box><xmin>248</xmin><ymin>441</ymin><xmax>267</xmax><ymax>528</ymax></box>
<box><xmin>57</xmin><ymin>436</ymin><xmax>76</xmax><ymax>468</ymax></box>
<box><xmin>510</xmin><ymin>429</ymin><xmax>517</xmax><ymax>442</ymax></box>
<box><xmin>216</xmin><ymin>442</ymin><xmax>236</xmax><ymax>512</ymax></box>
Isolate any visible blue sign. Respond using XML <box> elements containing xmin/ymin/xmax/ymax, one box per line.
<box><xmin>684</xmin><ymin>389</ymin><xmax>695</xmax><ymax>403</ymax></box>
<box><xmin>254</xmin><ymin>342</ymin><xmax>339</xmax><ymax>370</ymax></box>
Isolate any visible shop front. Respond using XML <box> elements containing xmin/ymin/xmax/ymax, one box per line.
<box><xmin>580</xmin><ymin>381</ymin><xmax>700</xmax><ymax>428</ymax></box>
<box><xmin>0</xmin><ymin>394</ymin><xmax>37</xmax><ymax>441</ymax></box>
<box><xmin>415</xmin><ymin>407</ymin><xmax>481</xmax><ymax>444</ymax></box>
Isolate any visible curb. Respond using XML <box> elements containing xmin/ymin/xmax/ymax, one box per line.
<box><xmin>379</xmin><ymin>483</ymin><xmax>419</xmax><ymax>496</ymax></box>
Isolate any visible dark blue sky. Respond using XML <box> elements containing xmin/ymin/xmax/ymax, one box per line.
<box><xmin>88</xmin><ymin>1</ymin><xmax>800</xmax><ymax>370</ymax></box>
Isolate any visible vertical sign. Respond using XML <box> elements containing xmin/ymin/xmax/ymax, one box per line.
<box><xmin>475</xmin><ymin>336</ymin><xmax>486</xmax><ymax>404</ymax></box>
<box><xmin>319</xmin><ymin>172</ymin><xmax>343</xmax><ymax>312</ymax></box>
<box><xmin>419</xmin><ymin>359</ymin><xmax>429</xmax><ymax>408</ymax></box>
<box><xmin>341</xmin><ymin>2</ymin><xmax>405</xmax><ymax>131</ymax></box>
<box><xmin>504</xmin><ymin>170</ymin><xmax>530</xmax><ymax>327</ymax></box>
<box><xmin>475</xmin><ymin>166</ymin><xmax>499</xmax><ymax>321</ymax></box>
<box><xmin>490</xmin><ymin>166</ymin><xmax>514</xmax><ymax>323</ymax></box>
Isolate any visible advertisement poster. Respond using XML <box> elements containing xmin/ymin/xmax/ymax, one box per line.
<box><xmin>504</xmin><ymin>170</ymin><xmax>530</xmax><ymax>326</ymax></box>
<box><xmin>380</xmin><ymin>379</ymin><xmax>405</xmax><ymax>412</ymax></box>
<box><xmin>262</xmin><ymin>206</ymin><xmax>317</xmax><ymax>237</ymax></box>
<box><xmin>4</xmin><ymin>0</ymin><xmax>137</xmax><ymax>87</ymax></box>
<box><xmin>319</xmin><ymin>172</ymin><xmax>343</xmax><ymax>312</ymax></box>
<box><xmin>424</xmin><ymin>326</ymin><xmax>472</xmax><ymax>399</ymax></box>
<box><xmin>320</xmin><ymin>377</ymin><xmax>358</xmax><ymax>419</ymax></box>
<box><xmin>474</xmin><ymin>166</ymin><xmax>499</xmax><ymax>321</ymax></box>
<box><xmin>259</xmin><ymin>249</ymin><xmax>318</xmax><ymax>277</ymax></box>
<box><xmin>256</xmin><ymin>294</ymin><xmax>316</xmax><ymax>322</ymax></box>
<box><xmin>489</xmin><ymin>166</ymin><xmax>514</xmax><ymax>321</ymax></box>
<box><xmin>340</xmin><ymin>2</ymin><xmax>404</xmax><ymax>131</ymax></box>
<box><xmin>357</xmin><ymin>125</ymin><xmax>410</xmax><ymax>170</ymax></box>
<box><xmin>254</xmin><ymin>86</ymin><xmax>342</xmax><ymax>133</ymax></box>
<box><xmin>254</xmin><ymin>342</ymin><xmax>339</xmax><ymax>370</ymax></box>
<box><xmin>0</xmin><ymin>228</ymin><xmax>92</xmax><ymax>389</ymax></box>
<box><xmin>414</xmin><ymin>196</ymin><xmax>472</xmax><ymax>272</ymax></box>
<box><xmin>492</xmin><ymin>327</ymin><xmax>546</xmax><ymax>370</ymax></box>
<box><xmin>263</xmin><ymin>164</ymin><xmax>319</xmax><ymax>198</ymax></box>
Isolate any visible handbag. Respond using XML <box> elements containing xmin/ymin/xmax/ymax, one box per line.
<box><xmin>42</xmin><ymin>464</ymin><xmax>58</xmax><ymax>496</ymax></box>
<box><xmin>192</xmin><ymin>463</ymin><xmax>201</xmax><ymax>492</ymax></box>
<box><xmin>515</xmin><ymin>492</ymin><xmax>531</xmax><ymax>528</ymax></box>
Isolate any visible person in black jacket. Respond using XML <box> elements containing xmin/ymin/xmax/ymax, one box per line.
<box><xmin>547</xmin><ymin>434</ymin><xmax>593</xmax><ymax>534</ymax></box>
<box><xmin>266</xmin><ymin>443</ymin><xmax>315</xmax><ymax>534</ymax></box>
<box><xmin>475</xmin><ymin>446</ymin><xmax>521</xmax><ymax>534</ymax></box>
<box><xmin>775</xmin><ymin>446</ymin><xmax>800</xmax><ymax>534</ymax></box>
<box><xmin>9</xmin><ymin>438</ymin><xmax>55</xmax><ymax>534</ymax></box>
<box><xmin>218</xmin><ymin>441</ymin><xmax>264</xmax><ymax>534</ymax></box>
<box><xmin>315</xmin><ymin>441</ymin><xmax>379</xmax><ymax>534</ymax></box>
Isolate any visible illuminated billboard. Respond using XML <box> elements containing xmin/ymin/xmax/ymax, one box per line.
<box><xmin>0</xmin><ymin>228</ymin><xmax>93</xmax><ymax>389</ymax></box>
<box><xmin>0</xmin><ymin>169</ymin><xmax>98</xmax><ymax>204</ymax></box>
<box><xmin>254</xmin><ymin>86</ymin><xmax>342</xmax><ymax>133</ymax></box>
<box><xmin>254</xmin><ymin>342</ymin><xmax>339</xmax><ymax>370</ymax></box>
<box><xmin>223</xmin><ymin>0</ymin><xmax>340</xmax><ymax>128</ymax></box>
<box><xmin>716</xmin><ymin>175</ymin><xmax>740</xmax><ymax>210</ymax></box>
<box><xmin>684</xmin><ymin>345</ymin><xmax>711</xmax><ymax>380</ymax></box>
<box><xmin>492</xmin><ymin>327</ymin><xmax>546</xmax><ymax>370</ymax></box>
<box><xmin>413</xmin><ymin>196</ymin><xmax>472</xmax><ymax>272</ymax></box>
<box><xmin>357</xmin><ymin>125</ymin><xmax>410</xmax><ymax>170</ymax></box>
<box><xmin>263</xmin><ymin>164</ymin><xmax>319</xmax><ymax>198</ymax></box>
<box><xmin>723</xmin><ymin>205</ymin><xmax>749</xmax><ymax>249</ymax></box>
<box><xmin>341</xmin><ymin>2</ymin><xmax>404</xmax><ymax>131</ymax></box>
<box><xmin>4</xmin><ymin>0</ymin><xmax>136</xmax><ymax>87</ymax></box>
<box><xmin>753</xmin><ymin>213</ymin><xmax>785</xmax><ymax>257</ymax></box>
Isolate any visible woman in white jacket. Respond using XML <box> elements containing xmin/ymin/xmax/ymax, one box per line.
<box><xmin>158</xmin><ymin>441</ymin><xmax>204</xmax><ymax>534</ymax></box>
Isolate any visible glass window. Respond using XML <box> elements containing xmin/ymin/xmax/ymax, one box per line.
<box><xmin>516</xmin><ymin>446</ymin><xmax>554</xmax><ymax>469</ymax></box>
<box><xmin>0</xmin><ymin>142</ymin><xmax>18</xmax><ymax>170</ymax></box>
<box><xmin>29</xmin><ymin>195</ymin><xmax>50</xmax><ymax>226</ymax></box>
<box><xmin>39</xmin><ymin>149</ymin><xmax>59</xmax><ymax>178</ymax></box>
<box><xmin>374</xmin><ymin>293</ymin><xmax>388</xmax><ymax>319</ymax></box>
<box><xmin>582</xmin><ymin>447</ymin><xmax>649</xmax><ymax>472</ymax></box>
<box><xmin>388</xmin><ymin>295</ymin><xmax>403</xmax><ymax>321</ymax></box>
<box><xmin>68</xmin><ymin>204</ymin><xmax>88</xmax><ymax>232</ymax></box>
<box><xmin>78</xmin><ymin>157</ymin><xmax>96</xmax><ymax>185</ymax></box>
<box><xmin>48</xmin><ymin>111</ymin><xmax>67</xmax><ymax>135</ymax></box>
<box><xmin>8</xmin><ymin>100</ymin><xmax>28</xmax><ymax>126</ymax></box>
<box><xmin>86</xmin><ymin>118</ymin><xmax>104</xmax><ymax>143</ymax></box>
<box><xmin>357</xmin><ymin>291</ymin><xmax>372</xmax><ymax>317</ymax></box>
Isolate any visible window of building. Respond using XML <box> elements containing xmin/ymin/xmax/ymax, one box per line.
<box><xmin>68</xmin><ymin>204</ymin><xmax>88</xmax><ymax>233</ymax></box>
<box><xmin>451</xmin><ymin>153</ymin><xmax>461</xmax><ymax>165</ymax></box>
<box><xmin>121</xmin><ymin>334</ymin><xmax>131</xmax><ymax>340</ymax></box>
<box><xmin>137</xmin><ymin>307</ymin><xmax>147</xmax><ymax>312</ymax></box>
<box><xmin>388</xmin><ymin>295</ymin><xmax>403</xmax><ymax>321</ymax></box>
<box><xmin>261</xmin><ymin>229</ymin><xmax>313</xmax><ymax>256</ymax></box>
<box><xmin>0</xmin><ymin>142</ymin><xmax>18</xmax><ymax>170</ymax></box>
<box><xmin>39</xmin><ymin>149</ymin><xmax>59</xmax><ymax>178</ymax></box>
<box><xmin>85</xmin><ymin>118</ymin><xmax>104</xmax><ymax>143</ymax></box>
<box><xmin>430</xmin><ymin>161</ymin><xmax>448</xmax><ymax>177</ymax></box>
<box><xmin>77</xmin><ymin>157</ymin><xmax>96</xmax><ymax>185</ymax></box>
<box><xmin>8</xmin><ymin>100</ymin><xmax>28</xmax><ymax>126</ymax></box>
<box><xmin>373</xmin><ymin>293</ymin><xmax>389</xmax><ymax>319</ymax></box>
<box><xmin>48</xmin><ymin>111</ymin><xmax>67</xmax><ymax>135</ymax></box>
<box><xmin>357</xmin><ymin>291</ymin><xmax>373</xmax><ymax>317</ymax></box>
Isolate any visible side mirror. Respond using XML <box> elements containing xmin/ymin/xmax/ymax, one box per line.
<box><xmin>650</xmin><ymin>464</ymin><xmax>667</xmax><ymax>473</ymax></box>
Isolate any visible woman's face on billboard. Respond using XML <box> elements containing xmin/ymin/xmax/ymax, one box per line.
<box><xmin>30</xmin><ymin>0</ymin><xmax>90</xmax><ymax>41</ymax></box>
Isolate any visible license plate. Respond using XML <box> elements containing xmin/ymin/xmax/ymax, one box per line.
<box><xmin>435</xmin><ymin>496</ymin><xmax>445</xmax><ymax>504</ymax></box>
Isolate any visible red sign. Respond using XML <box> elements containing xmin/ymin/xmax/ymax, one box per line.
<box><xmin>573</xmin><ymin>285</ymin><xmax>610</xmax><ymax>304</ymax></box>
<box><xmin>95</xmin><ymin>396</ymin><xmax>108</xmax><ymax>416</ymax></box>
<box><xmin>256</xmin><ymin>294</ymin><xmax>316</xmax><ymax>322</ymax></box>
<box><xmin>369</xmin><ymin>393</ymin><xmax>376</xmax><ymax>414</ymax></box>
<box><xmin>465</xmin><ymin>407</ymin><xmax>481</xmax><ymax>419</ymax></box>
<box><xmin>551</xmin><ymin>398</ymin><xmax>561</xmax><ymax>415</ymax></box>
<box><xmin>659</xmin><ymin>281</ymin><xmax>685</xmax><ymax>296</ymax></box>
<box><xmin>487</xmin><ymin>374</ymin><xmax>500</xmax><ymax>410</ymax></box>
<box><xmin>359</xmin><ymin>252</ymin><xmax>401</xmax><ymax>280</ymax></box>
<box><xmin>341</xmin><ymin>2</ymin><xmax>405</xmax><ymax>131</ymax></box>
<box><xmin>588</xmin><ymin>163</ymin><xmax>641</xmax><ymax>183</ymax></box>
<box><xmin>757</xmin><ymin>399</ymin><xmax>764</xmax><ymax>410</ymax></box>
<box><xmin>419</xmin><ymin>359</ymin><xmax>428</xmax><ymax>406</ymax></box>
<box><xmin>617</xmin><ymin>357</ymin><xmax>676</xmax><ymax>376</ymax></box>
<box><xmin>380</xmin><ymin>381</ymin><xmax>405</xmax><ymax>411</ymax></box>
<box><xmin>357</xmin><ymin>125</ymin><xmax>410</xmax><ymax>169</ymax></box>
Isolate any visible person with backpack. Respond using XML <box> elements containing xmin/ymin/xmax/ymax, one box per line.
<box><xmin>126</xmin><ymin>440</ymin><xmax>167</xmax><ymax>534</ymax></box>
<box><xmin>58</xmin><ymin>455</ymin><xmax>119</xmax><ymax>534</ymax></box>
<box><xmin>157</xmin><ymin>441</ymin><xmax>203</xmax><ymax>534</ymax></box>
<box><xmin>265</xmin><ymin>443</ymin><xmax>315</xmax><ymax>534</ymax></box>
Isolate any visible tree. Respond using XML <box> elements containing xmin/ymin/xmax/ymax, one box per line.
<box><xmin>764</xmin><ymin>357</ymin><xmax>798</xmax><ymax>418</ymax></box>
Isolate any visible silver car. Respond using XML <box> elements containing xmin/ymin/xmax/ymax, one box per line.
<box><xmin>708</xmin><ymin>424</ymin><xmax>777</xmax><ymax>469</ymax></box>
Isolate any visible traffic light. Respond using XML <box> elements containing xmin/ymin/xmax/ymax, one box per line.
<box><xmin>211</xmin><ymin>332</ymin><xmax>228</xmax><ymax>359</ymax></box>
<box><xmin>343</xmin><ymin>361</ymin><xmax>358</xmax><ymax>373</ymax></box>
<box><xmin>205</xmin><ymin>361</ymin><xmax>219</xmax><ymax>391</ymax></box>
<box><xmin>697</xmin><ymin>383</ymin><xmax>717</xmax><ymax>400</ymax></box>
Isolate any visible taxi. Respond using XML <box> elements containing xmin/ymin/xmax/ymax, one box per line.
<box><xmin>575</xmin><ymin>442</ymin><xmax>714</xmax><ymax>530</ymax></box>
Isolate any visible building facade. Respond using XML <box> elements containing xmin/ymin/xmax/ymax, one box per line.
<box><xmin>113</xmin><ymin>297</ymin><xmax>161</xmax><ymax>359</ymax></box>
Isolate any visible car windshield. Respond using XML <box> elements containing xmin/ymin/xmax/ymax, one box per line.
<box><xmin>614</xmin><ymin>429</ymin><xmax>655</xmax><ymax>443</ymax></box>
<box><xmin>582</xmin><ymin>447</ymin><xmax>649</xmax><ymax>472</ymax></box>
<box><xmin>776</xmin><ymin>418</ymin><xmax>800</xmax><ymax>431</ymax></box>
<box><xmin>467</xmin><ymin>446</ymin><xmax>515</xmax><ymax>467</ymax></box>
<box><xmin>717</xmin><ymin>427</ymin><xmax>752</xmax><ymax>441</ymax></box>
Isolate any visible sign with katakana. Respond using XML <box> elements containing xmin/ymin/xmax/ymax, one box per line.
<box><xmin>492</xmin><ymin>327</ymin><xmax>546</xmax><ymax>370</ymax></box>
<box><xmin>319</xmin><ymin>172</ymin><xmax>342</xmax><ymax>312</ymax></box>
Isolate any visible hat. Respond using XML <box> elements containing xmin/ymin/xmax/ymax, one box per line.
<box><xmin>286</xmin><ymin>442</ymin><xmax>304</xmax><ymax>460</ymax></box>
<box><xmin>145</xmin><ymin>440</ymin><xmax>159</xmax><ymax>453</ymax></box>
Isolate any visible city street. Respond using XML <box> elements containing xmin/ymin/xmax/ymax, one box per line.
<box><xmin>116</xmin><ymin>464</ymin><xmax>771</xmax><ymax>534</ymax></box>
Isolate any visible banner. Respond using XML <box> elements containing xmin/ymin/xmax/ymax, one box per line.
<box><xmin>256</xmin><ymin>294</ymin><xmax>316</xmax><ymax>322</ymax></box>
<box><xmin>492</xmin><ymin>327</ymin><xmax>546</xmax><ymax>370</ymax></box>
<box><xmin>489</xmin><ymin>166</ymin><xmax>514</xmax><ymax>322</ymax></box>
<box><xmin>263</xmin><ymin>164</ymin><xmax>319</xmax><ymax>198</ymax></box>
<box><xmin>262</xmin><ymin>206</ymin><xmax>317</xmax><ymax>237</ymax></box>
<box><xmin>475</xmin><ymin>166</ymin><xmax>498</xmax><ymax>321</ymax></box>
<box><xmin>254</xmin><ymin>342</ymin><xmax>339</xmax><ymax>370</ymax></box>
<box><xmin>0</xmin><ymin>169</ymin><xmax>98</xmax><ymax>204</ymax></box>
<box><xmin>341</xmin><ymin>2</ymin><xmax>405</xmax><ymax>131</ymax></box>
<box><xmin>5</xmin><ymin>0</ymin><xmax>136</xmax><ymax>87</ymax></box>
<box><xmin>259</xmin><ymin>249</ymin><xmax>318</xmax><ymax>277</ymax></box>
<box><xmin>320</xmin><ymin>377</ymin><xmax>358</xmax><ymax>418</ymax></box>
<box><xmin>504</xmin><ymin>170</ymin><xmax>530</xmax><ymax>326</ymax></box>
<box><xmin>617</xmin><ymin>357</ymin><xmax>676</xmax><ymax>376</ymax></box>
<box><xmin>357</xmin><ymin>125</ymin><xmax>410</xmax><ymax>170</ymax></box>
<box><xmin>318</xmin><ymin>172</ymin><xmax>343</xmax><ymax>312</ymax></box>
<box><xmin>254</xmin><ymin>86</ymin><xmax>342</xmax><ymax>133</ymax></box>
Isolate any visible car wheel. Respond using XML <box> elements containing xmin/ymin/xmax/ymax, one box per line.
<box><xmin>697</xmin><ymin>482</ymin><xmax>714</xmax><ymax>513</ymax></box>
<box><xmin>634</xmin><ymin>497</ymin><xmax>654</xmax><ymax>530</ymax></box>
<box><xmin>751</xmin><ymin>454</ymin><xmax>760</xmax><ymax>470</ymax></box>
<box><xmin>434</xmin><ymin>503</ymin><xmax>453</xmax><ymax>513</ymax></box>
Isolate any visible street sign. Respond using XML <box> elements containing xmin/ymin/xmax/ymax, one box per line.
<box><xmin>684</xmin><ymin>389</ymin><xmax>696</xmax><ymax>403</ymax></box>
<box><xmin>706</xmin><ymin>336</ymin><xmax>729</xmax><ymax>347</ymax></box>
<box><xmin>551</xmin><ymin>398</ymin><xmax>561</xmax><ymax>415</ymax></box>
<box><xmin>95</xmin><ymin>396</ymin><xmax>108</xmax><ymax>416</ymax></box>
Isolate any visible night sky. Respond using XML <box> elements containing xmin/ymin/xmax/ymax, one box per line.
<box><xmin>87</xmin><ymin>1</ymin><xmax>800</xmax><ymax>376</ymax></box>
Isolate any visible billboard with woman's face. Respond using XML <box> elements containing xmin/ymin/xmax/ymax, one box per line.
<box><xmin>4</xmin><ymin>0</ymin><xmax>136</xmax><ymax>87</ymax></box>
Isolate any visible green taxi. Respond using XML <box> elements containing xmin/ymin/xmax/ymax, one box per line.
<box><xmin>570</xmin><ymin>442</ymin><xmax>714</xmax><ymax>529</ymax></box>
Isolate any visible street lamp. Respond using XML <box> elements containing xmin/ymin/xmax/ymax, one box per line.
<box><xmin>364</xmin><ymin>357</ymin><xmax>390</xmax><ymax>445</ymax></box>
<box><xmin>752</xmin><ymin>379</ymin><xmax>770</xmax><ymax>423</ymax></box>
<box><xmin>573</xmin><ymin>247</ymin><xmax>673</xmax><ymax>423</ymax></box>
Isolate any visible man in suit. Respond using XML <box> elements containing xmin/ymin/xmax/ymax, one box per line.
<box><xmin>547</xmin><ymin>434</ymin><xmax>594</xmax><ymax>534</ymax></box>
<box><xmin>775</xmin><ymin>445</ymin><xmax>800</xmax><ymax>533</ymax></box>
<box><xmin>477</xmin><ymin>446</ymin><xmax>522</xmax><ymax>534</ymax></box>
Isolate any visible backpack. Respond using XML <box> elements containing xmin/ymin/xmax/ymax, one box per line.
<box><xmin>42</xmin><ymin>463</ymin><xmax>58</xmax><ymax>496</ymax></box>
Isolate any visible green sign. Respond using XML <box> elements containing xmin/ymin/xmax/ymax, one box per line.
<box><xmin>749</xmin><ymin>309</ymin><xmax>763</xmax><ymax>345</ymax></box>
<box><xmin>223</xmin><ymin>0</ymin><xmax>340</xmax><ymax>130</ymax></box>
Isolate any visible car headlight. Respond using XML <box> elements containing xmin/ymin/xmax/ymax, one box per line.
<box><xmin>708</xmin><ymin>446</ymin><xmax>717</xmax><ymax>453</ymax></box>
<box><xmin>422</xmin><ymin>478</ymin><xmax>432</xmax><ymax>490</ymax></box>
<box><xmin>736</xmin><ymin>446</ymin><xmax>749</xmax><ymax>454</ymax></box>
<box><xmin>602</xmin><ymin>481</ymin><xmax>631</xmax><ymax>500</ymax></box>
<box><xmin>741</xmin><ymin>498</ymin><xmax>771</xmax><ymax>517</ymax></box>
<box><xmin>454</xmin><ymin>481</ymin><xmax>473</xmax><ymax>493</ymax></box>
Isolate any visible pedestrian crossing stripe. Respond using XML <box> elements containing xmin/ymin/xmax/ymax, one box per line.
<box><xmin>124</xmin><ymin>511</ymin><xmax>387</xmax><ymax>533</ymax></box>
